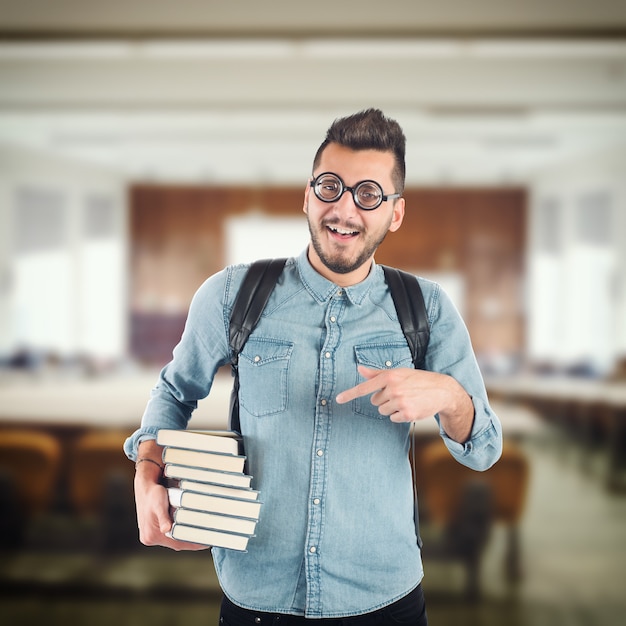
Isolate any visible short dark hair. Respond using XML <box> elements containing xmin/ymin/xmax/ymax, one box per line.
<box><xmin>312</xmin><ymin>108</ymin><xmax>406</xmax><ymax>194</ymax></box>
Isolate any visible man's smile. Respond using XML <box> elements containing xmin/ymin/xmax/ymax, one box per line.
<box><xmin>326</xmin><ymin>223</ymin><xmax>360</xmax><ymax>240</ymax></box>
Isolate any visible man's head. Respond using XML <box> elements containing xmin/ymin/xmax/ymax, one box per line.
<box><xmin>303</xmin><ymin>109</ymin><xmax>406</xmax><ymax>286</ymax></box>
<box><xmin>312</xmin><ymin>108</ymin><xmax>406</xmax><ymax>195</ymax></box>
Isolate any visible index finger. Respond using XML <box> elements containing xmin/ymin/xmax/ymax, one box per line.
<box><xmin>336</xmin><ymin>378</ymin><xmax>382</xmax><ymax>404</ymax></box>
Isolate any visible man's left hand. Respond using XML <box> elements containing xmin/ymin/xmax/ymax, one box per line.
<box><xmin>336</xmin><ymin>365</ymin><xmax>474</xmax><ymax>442</ymax></box>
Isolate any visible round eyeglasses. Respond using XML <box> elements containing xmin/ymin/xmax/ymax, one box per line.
<box><xmin>310</xmin><ymin>172</ymin><xmax>401</xmax><ymax>211</ymax></box>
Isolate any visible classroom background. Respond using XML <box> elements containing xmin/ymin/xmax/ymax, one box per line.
<box><xmin>1</xmin><ymin>2</ymin><xmax>625</xmax><ymax>625</ymax></box>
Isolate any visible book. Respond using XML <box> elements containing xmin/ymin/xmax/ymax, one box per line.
<box><xmin>174</xmin><ymin>507</ymin><xmax>258</xmax><ymax>536</ymax></box>
<box><xmin>172</xmin><ymin>488</ymin><xmax>262</xmax><ymax>520</ymax></box>
<box><xmin>162</xmin><ymin>447</ymin><xmax>246</xmax><ymax>474</ymax></box>
<box><xmin>163</xmin><ymin>464</ymin><xmax>253</xmax><ymax>489</ymax></box>
<box><xmin>178</xmin><ymin>479</ymin><xmax>259</xmax><ymax>501</ymax></box>
<box><xmin>169</xmin><ymin>523</ymin><xmax>251</xmax><ymax>551</ymax></box>
<box><xmin>157</xmin><ymin>429</ymin><xmax>243</xmax><ymax>456</ymax></box>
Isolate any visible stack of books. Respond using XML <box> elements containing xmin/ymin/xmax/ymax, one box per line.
<box><xmin>158</xmin><ymin>428</ymin><xmax>261</xmax><ymax>551</ymax></box>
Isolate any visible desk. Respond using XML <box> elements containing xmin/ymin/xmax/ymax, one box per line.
<box><xmin>485</xmin><ymin>374</ymin><xmax>626</xmax><ymax>491</ymax></box>
<box><xmin>0</xmin><ymin>369</ymin><xmax>231</xmax><ymax>430</ymax></box>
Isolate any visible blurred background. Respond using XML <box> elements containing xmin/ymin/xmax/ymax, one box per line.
<box><xmin>0</xmin><ymin>1</ymin><xmax>625</xmax><ymax>624</ymax></box>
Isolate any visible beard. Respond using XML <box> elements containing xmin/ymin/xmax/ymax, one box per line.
<box><xmin>307</xmin><ymin>215</ymin><xmax>390</xmax><ymax>275</ymax></box>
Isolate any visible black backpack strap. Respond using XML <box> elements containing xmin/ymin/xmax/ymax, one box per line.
<box><xmin>382</xmin><ymin>265</ymin><xmax>430</xmax><ymax>550</ymax></box>
<box><xmin>382</xmin><ymin>265</ymin><xmax>429</xmax><ymax>369</ymax></box>
<box><xmin>228</xmin><ymin>258</ymin><xmax>287</xmax><ymax>434</ymax></box>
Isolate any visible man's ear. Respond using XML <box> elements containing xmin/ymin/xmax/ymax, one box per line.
<box><xmin>303</xmin><ymin>178</ymin><xmax>312</xmax><ymax>215</ymax></box>
<box><xmin>388</xmin><ymin>197</ymin><xmax>405</xmax><ymax>233</ymax></box>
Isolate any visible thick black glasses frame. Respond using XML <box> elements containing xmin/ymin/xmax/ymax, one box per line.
<box><xmin>311</xmin><ymin>172</ymin><xmax>401</xmax><ymax>211</ymax></box>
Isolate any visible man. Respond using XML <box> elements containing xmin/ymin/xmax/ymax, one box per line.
<box><xmin>125</xmin><ymin>108</ymin><xmax>502</xmax><ymax>624</ymax></box>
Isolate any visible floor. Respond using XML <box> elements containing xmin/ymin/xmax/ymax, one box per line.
<box><xmin>1</xmin><ymin>422</ymin><xmax>625</xmax><ymax>626</ymax></box>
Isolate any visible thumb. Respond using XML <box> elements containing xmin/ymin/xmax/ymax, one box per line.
<box><xmin>159</xmin><ymin>509</ymin><xmax>173</xmax><ymax>534</ymax></box>
<box><xmin>158</xmin><ymin>492</ymin><xmax>174</xmax><ymax>534</ymax></box>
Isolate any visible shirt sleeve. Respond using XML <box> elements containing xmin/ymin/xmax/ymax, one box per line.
<box><xmin>424</xmin><ymin>281</ymin><xmax>503</xmax><ymax>471</ymax></box>
<box><xmin>123</xmin><ymin>267</ymin><xmax>233</xmax><ymax>460</ymax></box>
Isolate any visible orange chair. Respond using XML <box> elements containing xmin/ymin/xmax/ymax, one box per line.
<box><xmin>68</xmin><ymin>429</ymin><xmax>137</xmax><ymax>551</ymax></box>
<box><xmin>416</xmin><ymin>438</ymin><xmax>530</xmax><ymax>598</ymax></box>
<box><xmin>68</xmin><ymin>429</ymin><xmax>135</xmax><ymax>515</ymax></box>
<box><xmin>0</xmin><ymin>428</ymin><xmax>61</xmax><ymax>516</ymax></box>
<box><xmin>0</xmin><ymin>428</ymin><xmax>61</xmax><ymax>548</ymax></box>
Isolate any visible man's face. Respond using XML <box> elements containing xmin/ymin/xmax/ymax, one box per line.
<box><xmin>303</xmin><ymin>143</ymin><xmax>404</xmax><ymax>286</ymax></box>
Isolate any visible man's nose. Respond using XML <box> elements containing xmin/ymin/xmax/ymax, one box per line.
<box><xmin>334</xmin><ymin>188</ymin><xmax>360</xmax><ymax>214</ymax></box>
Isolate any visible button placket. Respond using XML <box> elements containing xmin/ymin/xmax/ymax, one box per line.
<box><xmin>304</xmin><ymin>293</ymin><xmax>344</xmax><ymax>614</ymax></box>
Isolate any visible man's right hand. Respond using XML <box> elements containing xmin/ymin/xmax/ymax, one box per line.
<box><xmin>134</xmin><ymin>439</ymin><xmax>210</xmax><ymax>551</ymax></box>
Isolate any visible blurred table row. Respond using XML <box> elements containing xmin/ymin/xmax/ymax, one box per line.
<box><xmin>485</xmin><ymin>374</ymin><xmax>626</xmax><ymax>408</ymax></box>
<box><xmin>486</xmin><ymin>374</ymin><xmax>626</xmax><ymax>491</ymax></box>
<box><xmin>0</xmin><ymin>368</ymin><xmax>543</xmax><ymax>438</ymax></box>
<box><xmin>0</xmin><ymin>369</ymin><xmax>231</xmax><ymax>429</ymax></box>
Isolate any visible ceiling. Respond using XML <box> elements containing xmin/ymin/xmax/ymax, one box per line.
<box><xmin>1</xmin><ymin>0</ymin><xmax>626</xmax><ymax>185</ymax></box>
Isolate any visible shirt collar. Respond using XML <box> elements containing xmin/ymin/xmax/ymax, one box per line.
<box><xmin>296</xmin><ymin>247</ymin><xmax>378</xmax><ymax>306</ymax></box>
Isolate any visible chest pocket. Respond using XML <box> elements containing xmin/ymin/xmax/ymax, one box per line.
<box><xmin>238</xmin><ymin>337</ymin><xmax>294</xmax><ymax>417</ymax></box>
<box><xmin>353</xmin><ymin>342</ymin><xmax>413</xmax><ymax>419</ymax></box>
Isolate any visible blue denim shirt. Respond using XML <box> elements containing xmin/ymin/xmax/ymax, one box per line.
<box><xmin>124</xmin><ymin>248</ymin><xmax>502</xmax><ymax>618</ymax></box>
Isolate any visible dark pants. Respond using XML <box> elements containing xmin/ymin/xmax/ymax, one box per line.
<box><xmin>219</xmin><ymin>584</ymin><xmax>428</xmax><ymax>626</ymax></box>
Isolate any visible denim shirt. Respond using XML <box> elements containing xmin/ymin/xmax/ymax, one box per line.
<box><xmin>124</xmin><ymin>248</ymin><xmax>502</xmax><ymax>618</ymax></box>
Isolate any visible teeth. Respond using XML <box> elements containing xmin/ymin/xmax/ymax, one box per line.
<box><xmin>330</xmin><ymin>226</ymin><xmax>357</xmax><ymax>235</ymax></box>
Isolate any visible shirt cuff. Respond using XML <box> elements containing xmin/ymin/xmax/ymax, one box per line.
<box><xmin>123</xmin><ymin>427</ymin><xmax>160</xmax><ymax>461</ymax></box>
<box><xmin>438</xmin><ymin>396</ymin><xmax>502</xmax><ymax>471</ymax></box>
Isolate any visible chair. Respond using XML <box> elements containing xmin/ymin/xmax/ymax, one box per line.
<box><xmin>416</xmin><ymin>438</ymin><xmax>530</xmax><ymax>599</ymax></box>
<box><xmin>0</xmin><ymin>428</ymin><xmax>62</xmax><ymax>547</ymax></box>
<box><xmin>68</xmin><ymin>429</ymin><xmax>137</xmax><ymax>551</ymax></box>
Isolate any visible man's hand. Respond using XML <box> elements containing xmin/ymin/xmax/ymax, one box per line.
<box><xmin>134</xmin><ymin>440</ymin><xmax>209</xmax><ymax>551</ymax></box>
<box><xmin>336</xmin><ymin>365</ymin><xmax>474</xmax><ymax>443</ymax></box>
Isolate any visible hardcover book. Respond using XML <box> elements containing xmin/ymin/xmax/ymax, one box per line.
<box><xmin>169</xmin><ymin>523</ymin><xmax>251</xmax><ymax>551</ymax></box>
<box><xmin>163</xmin><ymin>464</ymin><xmax>252</xmax><ymax>489</ymax></box>
<box><xmin>174</xmin><ymin>508</ymin><xmax>258</xmax><ymax>536</ymax></box>
<box><xmin>157</xmin><ymin>429</ymin><xmax>244</xmax><ymax>456</ymax></box>
<box><xmin>178</xmin><ymin>479</ymin><xmax>259</xmax><ymax>501</ymax></box>
<box><xmin>169</xmin><ymin>488</ymin><xmax>261</xmax><ymax>520</ymax></box>
<box><xmin>162</xmin><ymin>447</ymin><xmax>246</xmax><ymax>474</ymax></box>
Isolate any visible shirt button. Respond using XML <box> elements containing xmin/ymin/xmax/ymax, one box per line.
<box><xmin>325</xmin><ymin>352</ymin><xmax>331</xmax><ymax>359</ymax></box>
<box><xmin>313</xmin><ymin>498</ymin><xmax>321</xmax><ymax>505</ymax></box>
<box><xmin>309</xmin><ymin>546</ymin><xmax>317</xmax><ymax>553</ymax></box>
<box><xmin>330</xmin><ymin>316</ymin><xmax>336</xmax><ymax>323</ymax></box>
<box><xmin>320</xmin><ymin>399</ymin><xmax>327</xmax><ymax>406</ymax></box>
<box><xmin>254</xmin><ymin>356</ymin><xmax>261</xmax><ymax>363</ymax></box>
<box><xmin>337</xmin><ymin>290</ymin><xmax>343</xmax><ymax>296</ymax></box>
<box><xmin>385</xmin><ymin>360</ymin><xmax>392</xmax><ymax>367</ymax></box>
<box><xmin>316</xmin><ymin>449</ymin><xmax>324</xmax><ymax>457</ymax></box>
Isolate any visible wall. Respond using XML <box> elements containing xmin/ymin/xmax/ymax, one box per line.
<box><xmin>130</xmin><ymin>184</ymin><xmax>526</xmax><ymax>367</ymax></box>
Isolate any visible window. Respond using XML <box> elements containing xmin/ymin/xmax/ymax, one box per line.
<box><xmin>8</xmin><ymin>186</ymin><xmax>126</xmax><ymax>361</ymax></box>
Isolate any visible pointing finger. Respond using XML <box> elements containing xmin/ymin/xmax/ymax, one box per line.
<box><xmin>336</xmin><ymin>366</ymin><xmax>384</xmax><ymax>404</ymax></box>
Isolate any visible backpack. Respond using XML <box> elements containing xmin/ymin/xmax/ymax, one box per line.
<box><xmin>227</xmin><ymin>257</ymin><xmax>430</xmax><ymax>547</ymax></box>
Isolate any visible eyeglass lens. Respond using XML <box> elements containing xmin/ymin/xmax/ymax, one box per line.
<box><xmin>314</xmin><ymin>173</ymin><xmax>383</xmax><ymax>210</ymax></box>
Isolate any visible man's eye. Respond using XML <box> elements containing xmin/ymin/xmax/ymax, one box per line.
<box><xmin>358</xmin><ymin>186</ymin><xmax>379</xmax><ymax>199</ymax></box>
<box><xmin>321</xmin><ymin>182</ymin><xmax>340</xmax><ymax>194</ymax></box>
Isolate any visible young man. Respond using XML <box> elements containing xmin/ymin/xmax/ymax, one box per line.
<box><xmin>125</xmin><ymin>109</ymin><xmax>502</xmax><ymax>624</ymax></box>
